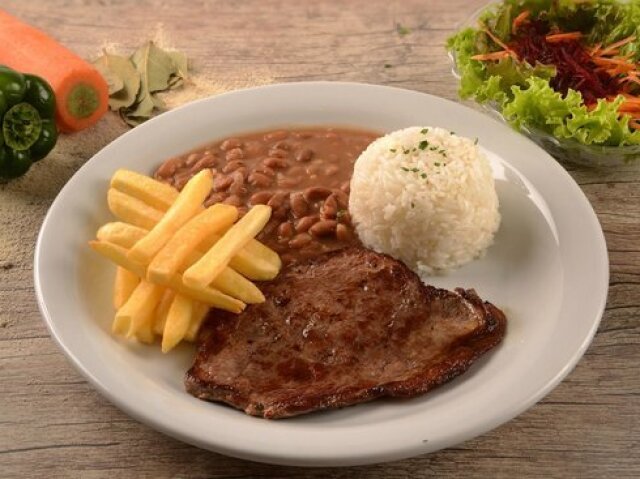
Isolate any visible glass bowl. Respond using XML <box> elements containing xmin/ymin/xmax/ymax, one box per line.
<box><xmin>448</xmin><ymin>2</ymin><xmax>640</xmax><ymax>168</ymax></box>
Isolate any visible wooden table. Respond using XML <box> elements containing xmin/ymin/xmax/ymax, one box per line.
<box><xmin>1</xmin><ymin>1</ymin><xmax>638</xmax><ymax>477</ymax></box>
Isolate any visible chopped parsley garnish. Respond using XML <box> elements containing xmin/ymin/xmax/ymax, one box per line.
<box><xmin>429</xmin><ymin>146</ymin><xmax>438</xmax><ymax>151</ymax></box>
<box><xmin>420</xmin><ymin>173</ymin><xmax>427</xmax><ymax>179</ymax></box>
<box><xmin>384</xmin><ymin>63</ymin><xmax>393</xmax><ymax>69</ymax></box>
<box><xmin>418</xmin><ymin>140</ymin><xmax>429</xmax><ymax>150</ymax></box>
<box><xmin>450</xmin><ymin>131</ymin><xmax>455</xmax><ymax>135</ymax></box>
<box><xmin>396</xmin><ymin>23</ymin><xmax>411</xmax><ymax>36</ymax></box>
<box><xmin>401</xmin><ymin>166</ymin><xmax>410</xmax><ymax>172</ymax></box>
<box><xmin>474</xmin><ymin>138</ymin><xmax>479</xmax><ymax>145</ymax></box>
<box><xmin>411</xmin><ymin>167</ymin><xmax>419</xmax><ymax>172</ymax></box>
<box><xmin>420</xmin><ymin>128</ymin><xmax>429</xmax><ymax>134</ymax></box>
<box><xmin>434</xmin><ymin>162</ymin><xmax>441</xmax><ymax>166</ymax></box>
<box><xmin>411</xmin><ymin>202</ymin><xmax>415</xmax><ymax>208</ymax></box>
<box><xmin>389</xmin><ymin>148</ymin><xmax>397</xmax><ymax>153</ymax></box>
<box><xmin>403</xmin><ymin>148</ymin><xmax>411</xmax><ymax>154</ymax></box>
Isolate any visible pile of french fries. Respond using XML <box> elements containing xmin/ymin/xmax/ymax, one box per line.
<box><xmin>89</xmin><ymin>168</ymin><xmax>281</xmax><ymax>352</ymax></box>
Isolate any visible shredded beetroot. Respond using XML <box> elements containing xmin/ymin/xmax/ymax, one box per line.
<box><xmin>509</xmin><ymin>20</ymin><xmax>619</xmax><ymax>105</ymax></box>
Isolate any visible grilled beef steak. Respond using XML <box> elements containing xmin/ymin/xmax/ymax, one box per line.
<box><xmin>185</xmin><ymin>248</ymin><xmax>507</xmax><ymax>418</ymax></box>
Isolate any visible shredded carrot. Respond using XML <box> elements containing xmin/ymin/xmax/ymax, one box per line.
<box><xmin>630</xmin><ymin>120</ymin><xmax>640</xmax><ymax>130</ymax></box>
<box><xmin>471</xmin><ymin>51</ymin><xmax>511</xmax><ymax>61</ymax></box>
<box><xmin>480</xmin><ymin>23</ymin><xmax>513</xmax><ymax>53</ymax></box>
<box><xmin>599</xmin><ymin>35</ymin><xmax>636</xmax><ymax>56</ymax></box>
<box><xmin>545</xmin><ymin>32</ymin><xmax>583</xmax><ymax>43</ymax></box>
<box><xmin>512</xmin><ymin>10</ymin><xmax>530</xmax><ymax>35</ymax></box>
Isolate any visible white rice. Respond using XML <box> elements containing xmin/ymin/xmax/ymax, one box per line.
<box><xmin>349</xmin><ymin>126</ymin><xmax>500</xmax><ymax>275</ymax></box>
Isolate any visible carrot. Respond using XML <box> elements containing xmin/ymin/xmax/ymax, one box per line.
<box><xmin>599</xmin><ymin>35</ymin><xmax>636</xmax><ymax>56</ymax></box>
<box><xmin>471</xmin><ymin>51</ymin><xmax>511</xmax><ymax>61</ymax></box>
<box><xmin>512</xmin><ymin>10</ymin><xmax>530</xmax><ymax>35</ymax></box>
<box><xmin>0</xmin><ymin>9</ymin><xmax>108</xmax><ymax>132</ymax></box>
<box><xmin>630</xmin><ymin>120</ymin><xmax>640</xmax><ymax>130</ymax></box>
<box><xmin>545</xmin><ymin>32</ymin><xmax>583</xmax><ymax>43</ymax></box>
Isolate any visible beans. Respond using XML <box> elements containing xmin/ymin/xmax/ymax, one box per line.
<box><xmin>264</xmin><ymin>130</ymin><xmax>289</xmax><ymax>142</ymax></box>
<box><xmin>254</xmin><ymin>164</ymin><xmax>276</xmax><ymax>177</ymax></box>
<box><xmin>332</xmin><ymin>189</ymin><xmax>349</xmax><ymax>208</ymax></box>
<box><xmin>263</xmin><ymin>157</ymin><xmax>290</xmax><ymax>169</ymax></box>
<box><xmin>222</xmin><ymin>160</ymin><xmax>246</xmax><ymax>174</ymax></box>
<box><xmin>295</xmin><ymin>148</ymin><xmax>313</xmax><ymax>162</ymax></box>
<box><xmin>277</xmin><ymin>175</ymin><xmax>301</xmax><ymax>189</ymax></box>
<box><xmin>249</xmin><ymin>191</ymin><xmax>273</xmax><ymax>205</ymax></box>
<box><xmin>213</xmin><ymin>175</ymin><xmax>233</xmax><ymax>192</ymax></box>
<box><xmin>229</xmin><ymin>170</ymin><xmax>246</xmax><ymax>195</ymax></box>
<box><xmin>174</xmin><ymin>172</ymin><xmax>192</xmax><ymax>190</ymax></box>
<box><xmin>272</xmin><ymin>140</ymin><xmax>291</xmax><ymax>151</ymax></box>
<box><xmin>290</xmin><ymin>192</ymin><xmax>308</xmax><ymax>218</ymax></box>
<box><xmin>194</xmin><ymin>154</ymin><xmax>217</xmax><ymax>170</ymax></box>
<box><xmin>205</xmin><ymin>192</ymin><xmax>227</xmax><ymax>207</ymax></box>
<box><xmin>320</xmin><ymin>194</ymin><xmax>338</xmax><ymax>219</ymax></box>
<box><xmin>325</xmin><ymin>164</ymin><xmax>339</xmax><ymax>176</ymax></box>
<box><xmin>244</xmin><ymin>140</ymin><xmax>263</xmax><ymax>156</ymax></box>
<box><xmin>225</xmin><ymin>148</ymin><xmax>244</xmax><ymax>161</ymax></box>
<box><xmin>295</xmin><ymin>215</ymin><xmax>318</xmax><ymax>233</ymax></box>
<box><xmin>278</xmin><ymin>222</ymin><xmax>294</xmax><ymax>238</ymax></box>
<box><xmin>273</xmin><ymin>205</ymin><xmax>290</xmax><ymax>220</ymax></box>
<box><xmin>303</xmin><ymin>186</ymin><xmax>332</xmax><ymax>202</ymax></box>
<box><xmin>309</xmin><ymin>220</ymin><xmax>337</xmax><ymax>237</ymax></box>
<box><xmin>267</xmin><ymin>191</ymin><xmax>287</xmax><ymax>210</ymax></box>
<box><xmin>340</xmin><ymin>181</ymin><xmax>350</xmax><ymax>194</ymax></box>
<box><xmin>224</xmin><ymin>195</ymin><xmax>243</xmax><ymax>206</ymax></box>
<box><xmin>248</xmin><ymin>172</ymin><xmax>272</xmax><ymax>188</ymax></box>
<box><xmin>155</xmin><ymin>157</ymin><xmax>182</xmax><ymax>178</ymax></box>
<box><xmin>185</xmin><ymin>152</ymin><xmax>201</xmax><ymax>166</ymax></box>
<box><xmin>220</xmin><ymin>138</ymin><xmax>243</xmax><ymax>151</ymax></box>
<box><xmin>338</xmin><ymin>211</ymin><xmax>352</xmax><ymax>226</ymax></box>
<box><xmin>336</xmin><ymin>224</ymin><xmax>352</xmax><ymax>242</ymax></box>
<box><xmin>288</xmin><ymin>233</ymin><xmax>312</xmax><ymax>249</ymax></box>
<box><xmin>268</xmin><ymin>148</ymin><xmax>289</xmax><ymax>159</ymax></box>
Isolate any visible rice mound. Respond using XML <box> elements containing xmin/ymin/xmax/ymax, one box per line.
<box><xmin>349</xmin><ymin>126</ymin><xmax>500</xmax><ymax>275</ymax></box>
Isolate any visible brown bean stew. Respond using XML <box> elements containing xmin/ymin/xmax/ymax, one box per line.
<box><xmin>154</xmin><ymin>127</ymin><xmax>380</xmax><ymax>264</ymax></box>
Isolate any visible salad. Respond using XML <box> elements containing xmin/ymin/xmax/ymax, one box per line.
<box><xmin>448</xmin><ymin>0</ymin><xmax>640</xmax><ymax>148</ymax></box>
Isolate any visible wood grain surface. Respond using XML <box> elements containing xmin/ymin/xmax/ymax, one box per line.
<box><xmin>1</xmin><ymin>1</ymin><xmax>638</xmax><ymax>477</ymax></box>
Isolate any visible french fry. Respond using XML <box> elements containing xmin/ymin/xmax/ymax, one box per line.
<box><xmin>161</xmin><ymin>293</ymin><xmax>193</xmax><ymax>353</ymax></box>
<box><xmin>97</xmin><ymin>222</ymin><xmax>147</xmax><ymax>248</ymax></box>
<box><xmin>112</xmin><ymin>280</ymin><xmax>164</xmax><ymax>337</ymax></box>
<box><xmin>228</xmin><ymin>239</ymin><xmax>281</xmax><ymax>281</ymax></box>
<box><xmin>89</xmin><ymin>240</ymin><xmax>245</xmax><ymax>313</ymax></box>
<box><xmin>128</xmin><ymin>169</ymin><xmax>214</xmax><ymax>265</ymax></box>
<box><xmin>184</xmin><ymin>302</ymin><xmax>210</xmax><ymax>342</ymax></box>
<box><xmin>153</xmin><ymin>289</ymin><xmax>175</xmax><ymax>336</ymax></box>
<box><xmin>111</xmin><ymin>169</ymin><xmax>178</xmax><ymax>210</ymax></box>
<box><xmin>113</xmin><ymin>266</ymin><xmax>140</xmax><ymax>309</ymax></box>
<box><xmin>211</xmin><ymin>266</ymin><xmax>265</xmax><ymax>304</ymax></box>
<box><xmin>107</xmin><ymin>188</ymin><xmax>164</xmax><ymax>230</ymax></box>
<box><xmin>107</xmin><ymin>182</ymin><xmax>281</xmax><ymax>281</ymax></box>
<box><xmin>147</xmin><ymin>204</ymin><xmax>238</xmax><ymax>284</ymax></box>
<box><xmin>101</xmin><ymin>224</ymin><xmax>264</xmax><ymax>304</ymax></box>
<box><xmin>135</xmin><ymin>318</ymin><xmax>156</xmax><ymax>344</ymax></box>
<box><xmin>183</xmin><ymin>205</ymin><xmax>272</xmax><ymax>288</ymax></box>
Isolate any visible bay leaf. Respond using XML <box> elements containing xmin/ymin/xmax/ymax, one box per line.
<box><xmin>106</xmin><ymin>56</ymin><xmax>141</xmax><ymax>110</ymax></box>
<box><xmin>166</xmin><ymin>50</ymin><xmax>188</xmax><ymax>80</ymax></box>
<box><xmin>132</xmin><ymin>41</ymin><xmax>181</xmax><ymax>93</ymax></box>
<box><xmin>93</xmin><ymin>54</ymin><xmax>124</xmax><ymax>95</ymax></box>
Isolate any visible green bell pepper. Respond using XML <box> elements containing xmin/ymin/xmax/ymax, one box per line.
<box><xmin>0</xmin><ymin>65</ymin><xmax>58</xmax><ymax>180</ymax></box>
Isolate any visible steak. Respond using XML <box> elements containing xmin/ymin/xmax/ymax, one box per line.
<box><xmin>185</xmin><ymin>247</ymin><xmax>507</xmax><ymax>418</ymax></box>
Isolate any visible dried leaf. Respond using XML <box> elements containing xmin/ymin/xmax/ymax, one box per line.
<box><xmin>100</xmin><ymin>41</ymin><xmax>188</xmax><ymax>127</ymax></box>
<box><xmin>93</xmin><ymin>54</ymin><xmax>124</xmax><ymax>95</ymax></box>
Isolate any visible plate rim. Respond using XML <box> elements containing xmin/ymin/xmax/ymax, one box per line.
<box><xmin>33</xmin><ymin>81</ymin><xmax>609</xmax><ymax>467</ymax></box>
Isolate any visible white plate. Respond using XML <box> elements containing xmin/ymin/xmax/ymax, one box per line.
<box><xmin>34</xmin><ymin>82</ymin><xmax>608</xmax><ymax>467</ymax></box>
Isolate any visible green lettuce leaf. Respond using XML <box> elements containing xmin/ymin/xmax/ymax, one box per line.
<box><xmin>503</xmin><ymin>77</ymin><xmax>640</xmax><ymax>146</ymax></box>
